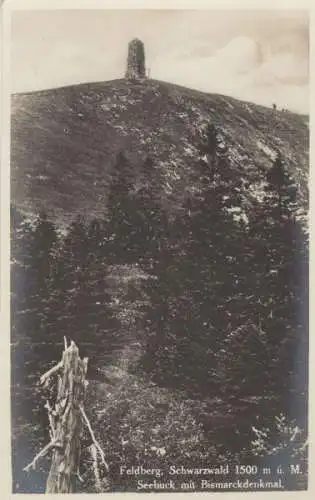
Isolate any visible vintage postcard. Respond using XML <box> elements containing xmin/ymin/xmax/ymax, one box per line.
<box><xmin>1</xmin><ymin>0</ymin><xmax>313</xmax><ymax>497</ymax></box>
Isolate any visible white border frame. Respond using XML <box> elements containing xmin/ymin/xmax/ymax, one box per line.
<box><xmin>1</xmin><ymin>1</ymin><xmax>313</xmax><ymax>499</ymax></box>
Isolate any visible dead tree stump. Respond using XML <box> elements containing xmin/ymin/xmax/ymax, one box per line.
<box><xmin>45</xmin><ymin>341</ymin><xmax>88</xmax><ymax>493</ymax></box>
<box><xmin>24</xmin><ymin>339</ymin><xmax>108</xmax><ymax>493</ymax></box>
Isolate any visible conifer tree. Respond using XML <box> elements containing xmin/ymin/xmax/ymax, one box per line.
<box><xmin>11</xmin><ymin>205</ymin><xmax>33</xmax><ymax>342</ymax></box>
<box><xmin>106</xmin><ymin>152</ymin><xmax>136</xmax><ymax>263</ymax></box>
<box><xmin>11</xmin><ymin>208</ymin><xmax>58</xmax><ymax>349</ymax></box>
<box><xmin>51</xmin><ymin>216</ymin><xmax>88</xmax><ymax>340</ymax></box>
<box><xmin>31</xmin><ymin>211</ymin><xmax>58</xmax><ymax>288</ymax></box>
<box><xmin>248</xmin><ymin>151</ymin><xmax>308</xmax><ymax>413</ymax></box>
<box><xmin>128</xmin><ymin>157</ymin><xmax>167</xmax><ymax>268</ymax></box>
<box><xmin>27</xmin><ymin>211</ymin><xmax>58</xmax><ymax>334</ymax></box>
<box><xmin>50</xmin><ymin>215</ymin><xmax>115</xmax><ymax>347</ymax></box>
<box><xmin>142</xmin><ymin>123</ymin><xmax>247</xmax><ymax>393</ymax></box>
<box><xmin>264</xmin><ymin>151</ymin><xmax>298</xmax><ymax>222</ymax></box>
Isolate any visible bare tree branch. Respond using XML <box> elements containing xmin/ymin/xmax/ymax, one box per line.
<box><xmin>23</xmin><ymin>441</ymin><xmax>57</xmax><ymax>472</ymax></box>
<box><xmin>80</xmin><ymin>406</ymin><xmax>109</xmax><ymax>472</ymax></box>
<box><xmin>40</xmin><ymin>361</ymin><xmax>63</xmax><ymax>386</ymax></box>
<box><xmin>89</xmin><ymin>443</ymin><xmax>102</xmax><ymax>492</ymax></box>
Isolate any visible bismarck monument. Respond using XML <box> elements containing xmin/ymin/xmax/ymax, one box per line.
<box><xmin>125</xmin><ymin>38</ymin><xmax>147</xmax><ymax>80</ymax></box>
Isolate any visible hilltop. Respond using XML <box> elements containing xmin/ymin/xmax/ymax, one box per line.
<box><xmin>11</xmin><ymin>78</ymin><xmax>309</xmax><ymax>224</ymax></box>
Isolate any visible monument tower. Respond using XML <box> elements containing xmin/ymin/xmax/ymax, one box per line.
<box><xmin>125</xmin><ymin>38</ymin><xmax>146</xmax><ymax>80</ymax></box>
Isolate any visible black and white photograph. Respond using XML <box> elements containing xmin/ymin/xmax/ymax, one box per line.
<box><xmin>5</xmin><ymin>2</ymin><xmax>310</xmax><ymax>494</ymax></box>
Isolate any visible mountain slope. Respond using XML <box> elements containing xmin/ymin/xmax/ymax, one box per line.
<box><xmin>11</xmin><ymin>78</ymin><xmax>309</xmax><ymax>223</ymax></box>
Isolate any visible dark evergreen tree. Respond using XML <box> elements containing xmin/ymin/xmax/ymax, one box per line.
<box><xmin>248</xmin><ymin>152</ymin><xmax>308</xmax><ymax>418</ymax></box>
<box><xmin>106</xmin><ymin>153</ymin><xmax>167</xmax><ymax>267</ymax></box>
<box><xmin>10</xmin><ymin>205</ymin><xmax>33</xmax><ymax>343</ymax></box>
<box><xmin>128</xmin><ymin>157</ymin><xmax>167</xmax><ymax>268</ymax></box>
<box><xmin>264</xmin><ymin>151</ymin><xmax>298</xmax><ymax>222</ymax></box>
<box><xmin>199</xmin><ymin>123</ymin><xmax>219</xmax><ymax>181</ymax></box>
<box><xmin>176</xmin><ymin>125</ymin><xmax>247</xmax><ymax>392</ymax></box>
<box><xmin>106</xmin><ymin>152</ymin><xmax>136</xmax><ymax>263</ymax></box>
<box><xmin>51</xmin><ymin>216</ymin><xmax>116</xmax><ymax>349</ymax></box>
<box><xmin>141</xmin><ymin>123</ymin><xmax>248</xmax><ymax>394</ymax></box>
<box><xmin>140</xmin><ymin>212</ymin><xmax>181</xmax><ymax>378</ymax></box>
<box><xmin>20</xmin><ymin>211</ymin><xmax>58</xmax><ymax>335</ymax></box>
<box><xmin>31</xmin><ymin>211</ymin><xmax>58</xmax><ymax>290</ymax></box>
<box><xmin>11</xmin><ymin>208</ymin><xmax>59</xmax><ymax>390</ymax></box>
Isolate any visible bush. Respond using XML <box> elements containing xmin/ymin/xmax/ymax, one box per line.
<box><xmin>251</xmin><ymin>413</ymin><xmax>307</xmax><ymax>460</ymax></box>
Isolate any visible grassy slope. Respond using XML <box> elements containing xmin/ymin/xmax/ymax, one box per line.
<box><xmin>11</xmin><ymin>78</ymin><xmax>309</xmax><ymax>224</ymax></box>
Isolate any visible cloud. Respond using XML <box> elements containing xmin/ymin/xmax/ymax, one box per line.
<box><xmin>215</xmin><ymin>36</ymin><xmax>261</xmax><ymax>72</ymax></box>
<box><xmin>154</xmin><ymin>36</ymin><xmax>259</xmax><ymax>84</ymax></box>
<box><xmin>153</xmin><ymin>33</ymin><xmax>308</xmax><ymax>113</ymax></box>
<box><xmin>256</xmin><ymin>52</ymin><xmax>308</xmax><ymax>85</ymax></box>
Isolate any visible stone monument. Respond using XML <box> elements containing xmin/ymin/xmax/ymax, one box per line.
<box><xmin>125</xmin><ymin>38</ymin><xmax>146</xmax><ymax>80</ymax></box>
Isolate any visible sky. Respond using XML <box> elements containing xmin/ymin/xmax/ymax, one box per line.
<box><xmin>10</xmin><ymin>9</ymin><xmax>309</xmax><ymax>113</ymax></box>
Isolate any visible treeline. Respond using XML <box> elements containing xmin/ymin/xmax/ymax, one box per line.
<box><xmin>11</xmin><ymin>122</ymin><xmax>308</xmax><ymax>423</ymax></box>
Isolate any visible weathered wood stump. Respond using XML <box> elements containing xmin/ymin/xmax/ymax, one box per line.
<box><xmin>45</xmin><ymin>341</ymin><xmax>88</xmax><ymax>493</ymax></box>
<box><xmin>24</xmin><ymin>339</ymin><xmax>108</xmax><ymax>493</ymax></box>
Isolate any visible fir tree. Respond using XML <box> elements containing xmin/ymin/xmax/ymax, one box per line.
<box><xmin>51</xmin><ymin>216</ymin><xmax>115</xmax><ymax>347</ymax></box>
<box><xmin>264</xmin><ymin>151</ymin><xmax>298</xmax><ymax>222</ymax></box>
<box><xmin>142</xmin><ymin>123</ymin><xmax>247</xmax><ymax>394</ymax></box>
<box><xmin>248</xmin><ymin>151</ymin><xmax>308</xmax><ymax>414</ymax></box>
<box><xmin>106</xmin><ymin>152</ymin><xmax>136</xmax><ymax>263</ymax></box>
<box><xmin>128</xmin><ymin>157</ymin><xmax>167</xmax><ymax>268</ymax></box>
